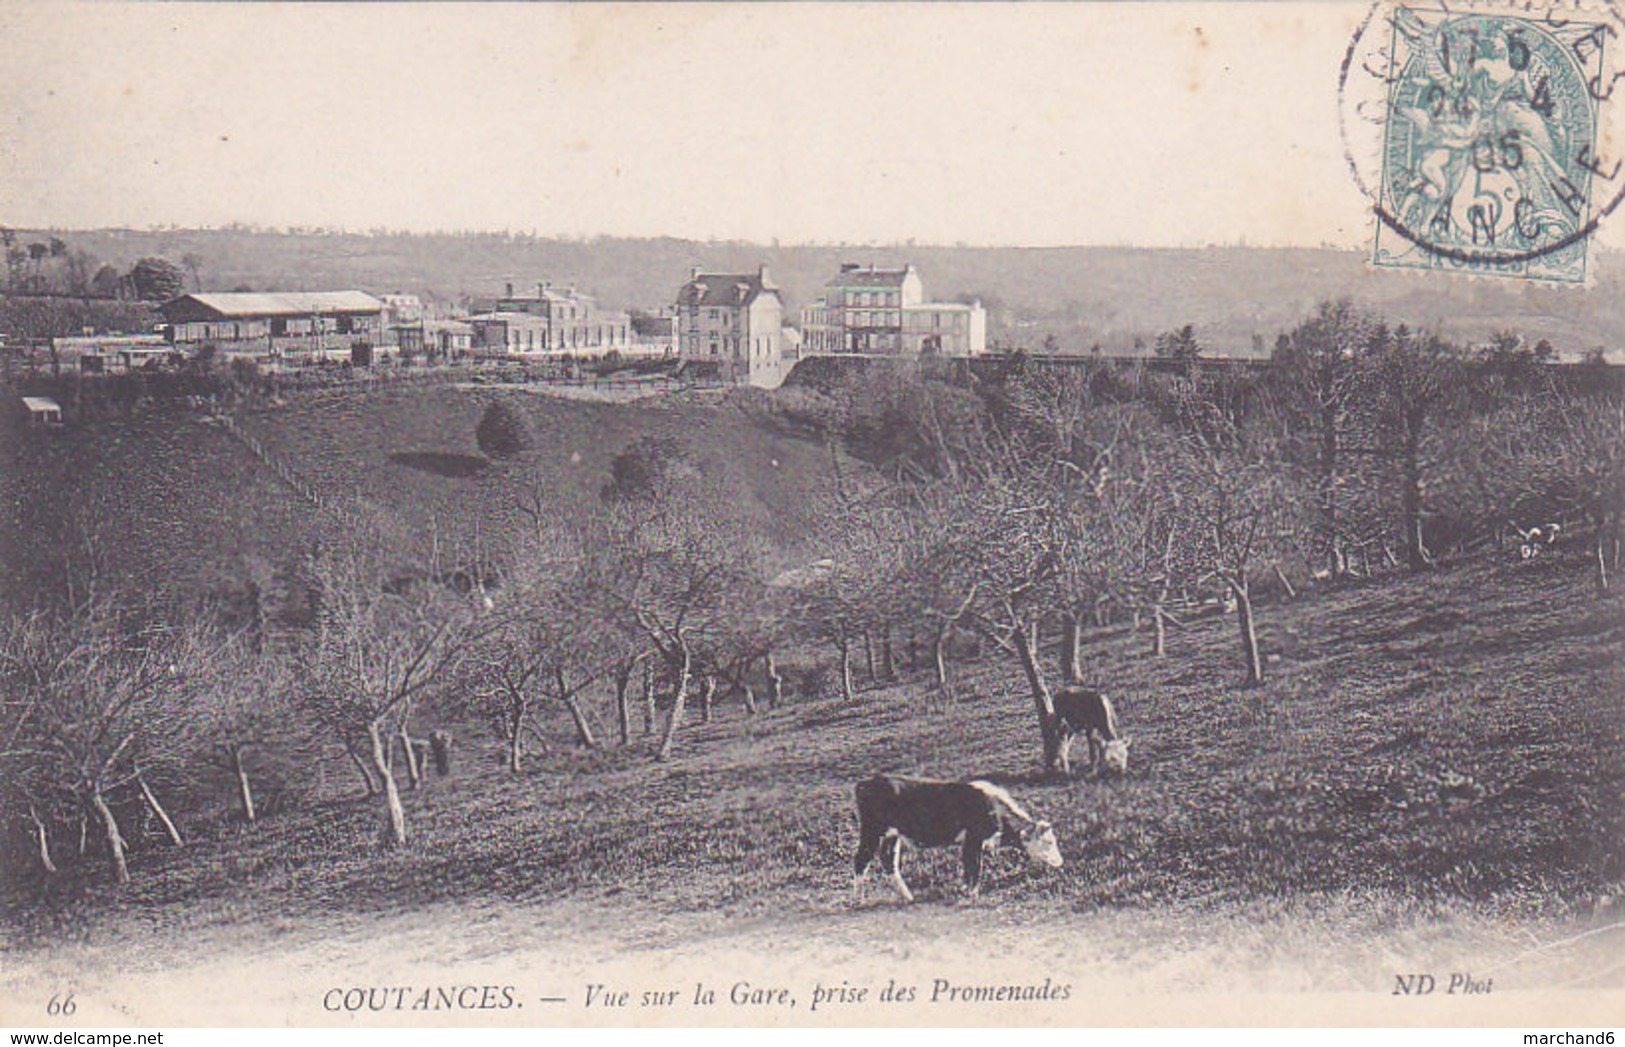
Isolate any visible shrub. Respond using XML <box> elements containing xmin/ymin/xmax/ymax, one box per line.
<box><xmin>601</xmin><ymin>435</ymin><xmax>686</xmax><ymax>502</ymax></box>
<box><xmin>475</xmin><ymin>399</ymin><xmax>528</xmax><ymax>460</ymax></box>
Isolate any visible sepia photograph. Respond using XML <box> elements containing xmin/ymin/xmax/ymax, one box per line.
<box><xmin>0</xmin><ymin>0</ymin><xmax>1621</xmax><ymax>1034</ymax></box>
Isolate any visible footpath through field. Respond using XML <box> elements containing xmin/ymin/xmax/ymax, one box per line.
<box><xmin>4</xmin><ymin>886</ymin><xmax>1622</xmax><ymax>1027</ymax></box>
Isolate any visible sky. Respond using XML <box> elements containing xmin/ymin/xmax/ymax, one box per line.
<box><xmin>1</xmin><ymin>1</ymin><xmax>1620</xmax><ymax>251</ymax></box>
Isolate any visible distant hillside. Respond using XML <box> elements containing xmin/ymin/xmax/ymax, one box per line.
<box><xmin>0</xmin><ymin>383</ymin><xmax>845</xmax><ymax>617</ymax></box>
<box><xmin>16</xmin><ymin>228</ymin><xmax>1625</xmax><ymax>358</ymax></box>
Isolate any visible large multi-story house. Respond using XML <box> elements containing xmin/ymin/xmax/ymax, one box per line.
<box><xmin>674</xmin><ymin>265</ymin><xmax>788</xmax><ymax>387</ymax></box>
<box><xmin>801</xmin><ymin>263</ymin><xmax>986</xmax><ymax>357</ymax></box>
<box><xmin>467</xmin><ymin>282</ymin><xmax>631</xmax><ymax>356</ymax></box>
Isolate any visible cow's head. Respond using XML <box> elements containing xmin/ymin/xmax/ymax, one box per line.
<box><xmin>1020</xmin><ymin>820</ymin><xmax>1063</xmax><ymax>868</ymax></box>
<box><xmin>1102</xmin><ymin>736</ymin><xmax>1132</xmax><ymax>775</ymax></box>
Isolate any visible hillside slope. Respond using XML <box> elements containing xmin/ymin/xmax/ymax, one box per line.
<box><xmin>0</xmin><ymin>382</ymin><xmax>843</xmax><ymax>615</ymax></box>
<box><xmin>3</xmin><ymin>553</ymin><xmax>1620</xmax><ymax>1009</ymax></box>
<box><xmin>0</xmin><ymin>400</ymin><xmax>319</xmax><ymax>614</ymax></box>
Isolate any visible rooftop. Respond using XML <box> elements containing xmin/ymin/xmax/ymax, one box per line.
<box><xmin>499</xmin><ymin>283</ymin><xmax>593</xmax><ymax>303</ymax></box>
<box><xmin>467</xmin><ymin>311</ymin><xmax>551</xmax><ymax>326</ymax></box>
<box><xmin>161</xmin><ymin>291</ymin><xmax>385</xmax><ymax>318</ymax></box>
<box><xmin>679</xmin><ymin>266</ymin><xmax>780</xmax><ymax>308</ymax></box>
<box><xmin>825</xmin><ymin>264</ymin><xmax>917</xmax><ymax>289</ymax></box>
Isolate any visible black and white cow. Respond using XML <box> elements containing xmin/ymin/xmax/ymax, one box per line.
<box><xmin>853</xmin><ymin>773</ymin><xmax>1062</xmax><ymax>902</ymax></box>
<box><xmin>1052</xmin><ymin>688</ymin><xmax>1131</xmax><ymax>777</ymax></box>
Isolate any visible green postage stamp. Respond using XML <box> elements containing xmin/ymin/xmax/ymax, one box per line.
<box><xmin>1343</xmin><ymin>0</ymin><xmax>1625</xmax><ymax>283</ymax></box>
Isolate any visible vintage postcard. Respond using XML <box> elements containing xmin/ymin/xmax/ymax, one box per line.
<box><xmin>0</xmin><ymin>0</ymin><xmax>1621</xmax><ymax>1035</ymax></box>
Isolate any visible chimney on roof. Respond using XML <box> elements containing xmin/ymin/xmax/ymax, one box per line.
<box><xmin>505</xmin><ymin>282</ymin><xmax>514</xmax><ymax>297</ymax></box>
<box><xmin>758</xmin><ymin>264</ymin><xmax>775</xmax><ymax>289</ymax></box>
<box><xmin>690</xmin><ymin>266</ymin><xmax>701</xmax><ymax>281</ymax></box>
<box><xmin>538</xmin><ymin>283</ymin><xmax>547</xmax><ymax>297</ymax></box>
<box><xmin>841</xmin><ymin>262</ymin><xmax>860</xmax><ymax>273</ymax></box>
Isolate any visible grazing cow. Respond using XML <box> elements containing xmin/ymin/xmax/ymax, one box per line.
<box><xmin>853</xmin><ymin>774</ymin><xmax>1062</xmax><ymax>902</ymax></box>
<box><xmin>1051</xmin><ymin>688</ymin><xmax>1132</xmax><ymax>777</ymax></box>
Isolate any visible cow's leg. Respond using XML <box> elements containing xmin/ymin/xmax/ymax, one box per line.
<box><xmin>1087</xmin><ymin>731</ymin><xmax>1104</xmax><ymax>775</ymax></box>
<box><xmin>960</xmin><ymin>834</ymin><xmax>985</xmax><ymax>895</ymax></box>
<box><xmin>882</xmin><ymin>833</ymin><xmax>913</xmax><ymax>903</ymax></box>
<box><xmin>853</xmin><ymin>821</ymin><xmax>883</xmax><ymax>889</ymax></box>
<box><xmin>1057</xmin><ymin>732</ymin><xmax>1075</xmax><ymax>777</ymax></box>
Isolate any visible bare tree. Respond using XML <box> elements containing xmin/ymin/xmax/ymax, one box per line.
<box><xmin>1170</xmin><ymin>394</ymin><xmax>1308</xmax><ymax>686</ymax></box>
<box><xmin>795</xmin><ymin>483</ymin><xmax>910</xmax><ymax>701</ymax></box>
<box><xmin>1469</xmin><ymin>392</ymin><xmax>1625</xmax><ymax>590</ymax></box>
<box><xmin>191</xmin><ymin>638</ymin><xmax>309</xmax><ymax>826</ymax></box>
<box><xmin>180</xmin><ymin>252</ymin><xmax>205</xmax><ymax>293</ymax></box>
<box><xmin>945</xmin><ymin>433</ymin><xmax>1074</xmax><ymax>770</ymax></box>
<box><xmin>63</xmin><ymin>250</ymin><xmax>96</xmax><ymax>303</ymax></box>
<box><xmin>1000</xmin><ymin>370</ymin><xmax>1187</xmax><ymax>672</ymax></box>
<box><xmin>600</xmin><ymin>474</ymin><xmax>761</xmax><ymax>762</ymax></box>
<box><xmin>456</xmin><ymin>606</ymin><xmax>547</xmax><ymax>775</ymax></box>
<box><xmin>296</xmin><ymin>550</ymin><xmax>466</xmax><ymax>849</ymax></box>
<box><xmin>0</xmin><ymin>600</ymin><xmax>227</xmax><ymax>883</ymax></box>
<box><xmin>1002</xmin><ymin>366</ymin><xmax>1103</xmax><ymax>681</ymax></box>
<box><xmin>1270</xmin><ymin>300</ymin><xmax>1381</xmax><ymax>577</ymax></box>
<box><xmin>1542</xmin><ymin>395</ymin><xmax>1625</xmax><ymax>590</ymax></box>
<box><xmin>1363</xmin><ymin>326</ymin><xmax>1467</xmax><ymax>572</ymax></box>
<box><xmin>893</xmin><ymin>483</ymin><xmax>982</xmax><ymax>690</ymax></box>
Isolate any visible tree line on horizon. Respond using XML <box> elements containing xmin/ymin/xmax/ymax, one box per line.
<box><xmin>9</xmin><ymin>226</ymin><xmax>1624</xmax><ymax>359</ymax></box>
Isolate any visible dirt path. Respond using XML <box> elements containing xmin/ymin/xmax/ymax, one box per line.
<box><xmin>5</xmin><ymin>887</ymin><xmax>1622</xmax><ymax>1028</ymax></box>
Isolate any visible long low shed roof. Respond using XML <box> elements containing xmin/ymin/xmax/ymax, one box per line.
<box><xmin>160</xmin><ymin>292</ymin><xmax>385</xmax><ymax>320</ymax></box>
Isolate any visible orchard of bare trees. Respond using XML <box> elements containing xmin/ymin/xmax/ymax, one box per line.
<box><xmin>2</xmin><ymin>299</ymin><xmax>1620</xmax><ymax>892</ymax></box>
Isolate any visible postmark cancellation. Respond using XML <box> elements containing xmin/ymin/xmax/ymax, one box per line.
<box><xmin>1343</xmin><ymin>0</ymin><xmax>1625</xmax><ymax>283</ymax></box>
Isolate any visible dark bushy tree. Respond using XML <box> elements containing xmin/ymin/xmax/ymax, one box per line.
<box><xmin>475</xmin><ymin>400</ymin><xmax>529</xmax><ymax>460</ymax></box>
<box><xmin>1268</xmin><ymin>300</ymin><xmax>1380</xmax><ymax>577</ymax></box>
<box><xmin>127</xmin><ymin>257</ymin><xmax>187</xmax><ymax>302</ymax></box>
<box><xmin>1364</xmin><ymin>327</ymin><xmax>1467</xmax><ymax>572</ymax></box>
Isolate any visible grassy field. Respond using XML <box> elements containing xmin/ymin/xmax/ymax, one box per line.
<box><xmin>5</xmin><ymin>546</ymin><xmax>1622</xmax><ymax>1012</ymax></box>
<box><xmin>2</xmin><ymin>377</ymin><xmax>1622</xmax><ymax>1022</ymax></box>
<box><xmin>230</xmin><ymin>381</ymin><xmax>840</xmax><ymax>562</ymax></box>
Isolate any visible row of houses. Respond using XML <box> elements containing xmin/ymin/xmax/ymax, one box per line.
<box><xmin>135</xmin><ymin>262</ymin><xmax>985</xmax><ymax>388</ymax></box>
<box><xmin>674</xmin><ymin>263</ymin><xmax>986</xmax><ymax>387</ymax></box>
